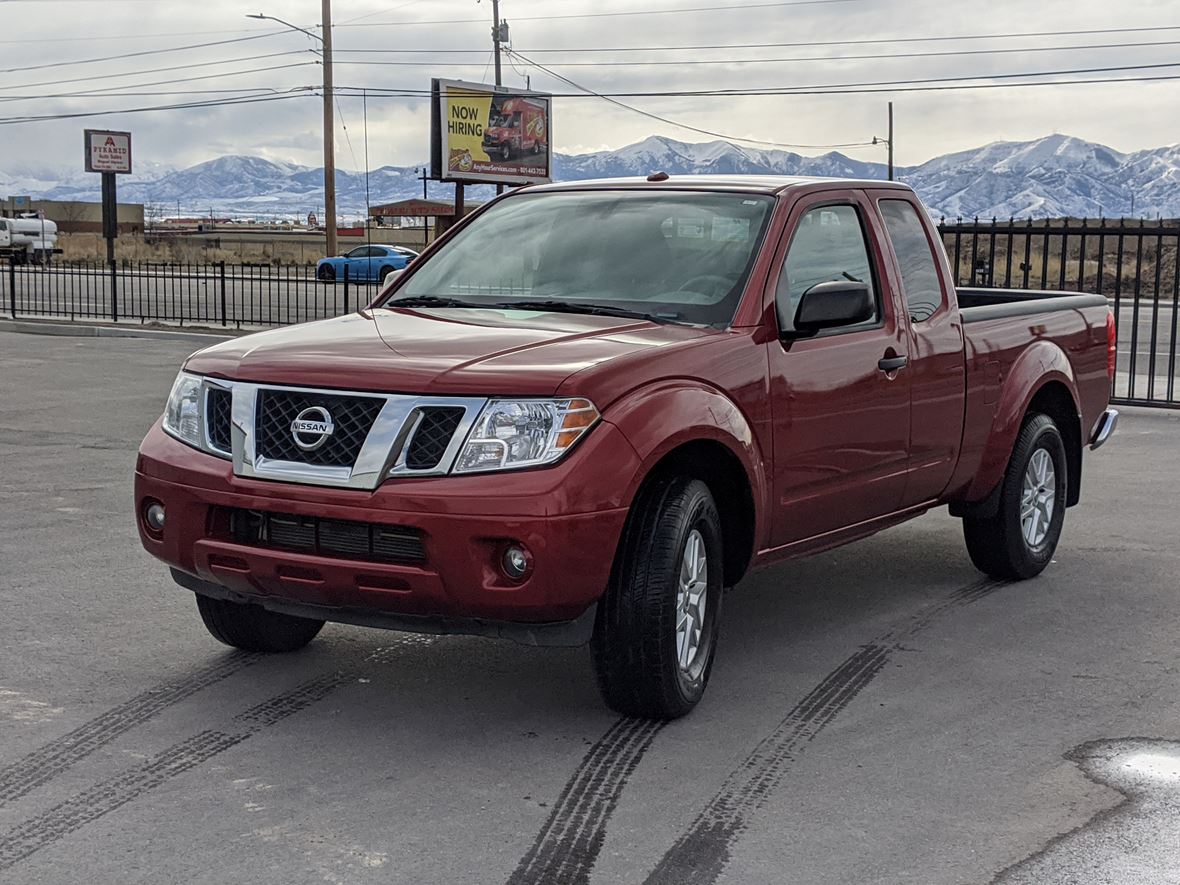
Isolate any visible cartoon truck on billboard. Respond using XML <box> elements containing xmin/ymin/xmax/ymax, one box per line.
<box><xmin>482</xmin><ymin>97</ymin><xmax>548</xmax><ymax>161</ymax></box>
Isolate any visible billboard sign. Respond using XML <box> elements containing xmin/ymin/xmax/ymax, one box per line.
<box><xmin>431</xmin><ymin>79</ymin><xmax>551</xmax><ymax>185</ymax></box>
<box><xmin>84</xmin><ymin>129</ymin><xmax>132</xmax><ymax>174</ymax></box>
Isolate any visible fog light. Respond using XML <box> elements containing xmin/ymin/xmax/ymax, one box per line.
<box><xmin>502</xmin><ymin>544</ymin><xmax>531</xmax><ymax>581</ymax></box>
<box><xmin>144</xmin><ymin>501</ymin><xmax>166</xmax><ymax>532</ymax></box>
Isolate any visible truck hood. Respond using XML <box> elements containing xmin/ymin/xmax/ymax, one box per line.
<box><xmin>183</xmin><ymin>307</ymin><xmax>713</xmax><ymax>397</ymax></box>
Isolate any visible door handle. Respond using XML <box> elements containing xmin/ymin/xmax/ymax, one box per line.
<box><xmin>878</xmin><ymin>354</ymin><xmax>908</xmax><ymax>372</ymax></box>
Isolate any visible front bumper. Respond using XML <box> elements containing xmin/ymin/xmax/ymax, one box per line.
<box><xmin>135</xmin><ymin>420</ymin><xmax>638</xmax><ymax>643</ymax></box>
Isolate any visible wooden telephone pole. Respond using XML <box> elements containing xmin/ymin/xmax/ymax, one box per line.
<box><xmin>321</xmin><ymin>0</ymin><xmax>338</xmax><ymax>256</ymax></box>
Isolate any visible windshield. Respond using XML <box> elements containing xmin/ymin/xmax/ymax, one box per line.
<box><xmin>389</xmin><ymin>189</ymin><xmax>775</xmax><ymax>326</ymax></box>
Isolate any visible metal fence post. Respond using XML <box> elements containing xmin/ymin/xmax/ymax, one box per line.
<box><xmin>109</xmin><ymin>258</ymin><xmax>119</xmax><ymax>322</ymax></box>
<box><xmin>8</xmin><ymin>258</ymin><xmax>15</xmax><ymax>318</ymax></box>
<box><xmin>219</xmin><ymin>261</ymin><xmax>227</xmax><ymax>326</ymax></box>
<box><xmin>343</xmin><ymin>265</ymin><xmax>350</xmax><ymax>315</ymax></box>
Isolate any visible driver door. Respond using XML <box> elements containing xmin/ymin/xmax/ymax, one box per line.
<box><xmin>344</xmin><ymin>246</ymin><xmax>372</xmax><ymax>281</ymax></box>
<box><xmin>766</xmin><ymin>191</ymin><xmax>912</xmax><ymax>547</ymax></box>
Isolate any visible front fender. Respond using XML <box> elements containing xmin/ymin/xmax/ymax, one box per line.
<box><xmin>964</xmin><ymin>339</ymin><xmax>1080</xmax><ymax>502</ymax></box>
<box><xmin>605</xmin><ymin>380</ymin><xmax>771</xmax><ymax>551</ymax></box>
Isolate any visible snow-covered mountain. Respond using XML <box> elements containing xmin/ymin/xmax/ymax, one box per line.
<box><xmin>9</xmin><ymin>133</ymin><xmax>1180</xmax><ymax>220</ymax></box>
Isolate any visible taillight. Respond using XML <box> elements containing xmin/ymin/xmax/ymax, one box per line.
<box><xmin>1106</xmin><ymin>310</ymin><xmax>1117</xmax><ymax>380</ymax></box>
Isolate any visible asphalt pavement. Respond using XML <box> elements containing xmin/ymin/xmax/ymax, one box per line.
<box><xmin>1</xmin><ymin>331</ymin><xmax>1178</xmax><ymax>885</ymax></box>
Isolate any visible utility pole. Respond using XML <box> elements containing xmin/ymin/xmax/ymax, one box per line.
<box><xmin>491</xmin><ymin>0</ymin><xmax>504</xmax><ymax>196</ymax></box>
<box><xmin>492</xmin><ymin>0</ymin><xmax>503</xmax><ymax>87</ymax></box>
<box><xmin>321</xmin><ymin>0</ymin><xmax>338</xmax><ymax>256</ymax></box>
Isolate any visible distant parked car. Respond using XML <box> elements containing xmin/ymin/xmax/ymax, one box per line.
<box><xmin>316</xmin><ymin>244</ymin><xmax>413</xmax><ymax>283</ymax></box>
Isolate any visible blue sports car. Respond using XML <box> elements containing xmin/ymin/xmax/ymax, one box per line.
<box><xmin>316</xmin><ymin>244</ymin><xmax>416</xmax><ymax>283</ymax></box>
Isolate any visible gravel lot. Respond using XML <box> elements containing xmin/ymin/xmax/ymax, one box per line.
<box><xmin>1</xmin><ymin>330</ymin><xmax>1177</xmax><ymax>885</ymax></box>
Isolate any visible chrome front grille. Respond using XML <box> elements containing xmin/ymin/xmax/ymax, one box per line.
<box><xmin>202</xmin><ymin>380</ymin><xmax>486</xmax><ymax>490</ymax></box>
<box><xmin>255</xmin><ymin>389</ymin><xmax>384</xmax><ymax>467</ymax></box>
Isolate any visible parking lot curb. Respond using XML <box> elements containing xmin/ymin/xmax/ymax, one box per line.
<box><xmin>0</xmin><ymin>318</ymin><xmax>236</xmax><ymax>343</ymax></box>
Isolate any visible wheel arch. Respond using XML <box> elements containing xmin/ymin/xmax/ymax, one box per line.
<box><xmin>609</xmin><ymin>382</ymin><xmax>767</xmax><ymax>587</ymax></box>
<box><xmin>953</xmin><ymin>351</ymin><xmax>1084</xmax><ymax>518</ymax></box>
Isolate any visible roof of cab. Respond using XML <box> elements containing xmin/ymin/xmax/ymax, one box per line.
<box><xmin>522</xmin><ymin>174</ymin><xmax>914</xmax><ymax>195</ymax></box>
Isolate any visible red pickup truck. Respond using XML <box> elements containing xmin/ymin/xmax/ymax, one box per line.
<box><xmin>135</xmin><ymin>176</ymin><xmax>1118</xmax><ymax>719</ymax></box>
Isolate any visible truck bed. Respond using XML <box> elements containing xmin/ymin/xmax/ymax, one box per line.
<box><xmin>949</xmin><ymin>286</ymin><xmax>1113</xmax><ymax>506</ymax></box>
<box><xmin>955</xmin><ymin>287</ymin><xmax>1108</xmax><ymax>322</ymax></box>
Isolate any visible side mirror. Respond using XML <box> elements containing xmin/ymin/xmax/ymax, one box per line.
<box><xmin>787</xmin><ymin>279</ymin><xmax>873</xmax><ymax>337</ymax></box>
<box><xmin>382</xmin><ymin>268</ymin><xmax>404</xmax><ymax>289</ymax></box>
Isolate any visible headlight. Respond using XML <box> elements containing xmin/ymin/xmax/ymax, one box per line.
<box><xmin>454</xmin><ymin>398</ymin><xmax>599</xmax><ymax>473</ymax></box>
<box><xmin>162</xmin><ymin>371</ymin><xmax>205</xmax><ymax>448</ymax></box>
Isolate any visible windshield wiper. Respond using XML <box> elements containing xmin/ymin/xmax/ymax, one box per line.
<box><xmin>385</xmin><ymin>295</ymin><xmax>489</xmax><ymax>309</ymax></box>
<box><xmin>386</xmin><ymin>295</ymin><xmax>680</xmax><ymax>324</ymax></box>
<box><xmin>494</xmin><ymin>299</ymin><xmax>678</xmax><ymax>324</ymax></box>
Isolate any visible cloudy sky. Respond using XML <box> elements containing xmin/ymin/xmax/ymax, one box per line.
<box><xmin>2</xmin><ymin>0</ymin><xmax>1180</xmax><ymax>176</ymax></box>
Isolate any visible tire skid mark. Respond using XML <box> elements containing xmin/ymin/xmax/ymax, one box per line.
<box><xmin>0</xmin><ymin>651</ymin><xmax>259</xmax><ymax>808</ymax></box>
<box><xmin>507</xmin><ymin>717</ymin><xmax>665</xmax><ymax>885</ymax></box>
<box><xmin>643</xmin><ymin>578</ymin><xmax>1005</xmax><ymax>885</ymax></box>
<box><xmin>0</xmin><ymin>643</ymin><xmax>413</xmax><ymax>872</ymax></box>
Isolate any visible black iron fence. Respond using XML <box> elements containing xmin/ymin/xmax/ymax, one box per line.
<box><xmin>3</xmin><ymin>220</ymin><xmax>1179</xmax><ymax>407</ymax></box>
<box><xmin>2</xmin><ymin>260</ymin><xmax>377</xmax><ymax>329</ymax></box>
<box><xmin>938</xmin><ymin>218</ymin><xmax>1179</xmax><ymax>408</ymax></box>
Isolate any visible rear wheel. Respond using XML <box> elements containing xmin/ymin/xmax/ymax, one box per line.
<box><xmin>963</xmin><ymin>413</ymin><xmax>1068</xmax><ymax>580</ymax></box>
<box><xmin>317</xmin><ymin>263</ymin><xmax>335</xmax><ymax>283</ymax></box>
<box><xmin>195</xmin><ymin>595</ymin><xmax>324</xmax><ymax>652</ymax></box>
<box><xmin>591</xmin><ymin>476</ymin><xmax>723</xmax><ymax>719</ymax></box>
<box><xmin>378</xmin><ymin>264</ymin><xmax>394</xmax><ymax>283</ymax></box>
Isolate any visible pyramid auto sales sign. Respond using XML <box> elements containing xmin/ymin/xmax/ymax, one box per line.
<box><xmin>84</xmin><ymin>129</ymin><xmax>132</xmax><ymax>174</ymax></box>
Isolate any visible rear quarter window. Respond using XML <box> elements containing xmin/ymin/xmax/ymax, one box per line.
<box><xmin>879</xmin><ymin>199</ymin><xmax>943</xmax><ymax>322</ymax></box>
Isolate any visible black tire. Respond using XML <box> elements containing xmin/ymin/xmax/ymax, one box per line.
<box><xmin>591</xmin><ymin>476</ymin><xmax>724</xmax><ymax>719</ymax></box>
<box><xmin>195</xmin><ymin>594</ymin><xmax>324</xmax><ymax>653</ymax></box>
<box><xmin>378</xmin><ymin>265</ymin><xmax>394</xmax><ymax>283</ymax></box>
<box><xmin>317</xmin><ymin>264</ymin><xmax>335</xmax><ymax>283</ymax></box>
<box><xmin>963</xmin><ymin>413</ymin><xmax>1068</xmax><ymax>580</ymax></box>
<box><xmin>500</xmin><ymin>144</ymin><xmax>512</xmax><ymax>161</ymax></box>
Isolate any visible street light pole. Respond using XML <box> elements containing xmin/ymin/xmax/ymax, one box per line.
<box><xmin>246</xmin><ymin>8</ymin><xmax>336</xmax><ymax>256</ymax></box>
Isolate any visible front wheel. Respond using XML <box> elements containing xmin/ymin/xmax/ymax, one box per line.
<box><xmin>317</xmin><ymin>263</ymin><xmax>335</xmax><ymax>283</ymax></box>
<box><xmin>591</xmin><ymin>477</ymin><xmax>723</xmax><ymax>719</ymax></box>
<box><xmin>195</xmin><ymin>595</ymin><xmax>324</xmax><ymax>652</ymax></box>
<box><xmin>500</xmin><ymin>144</ymin><xmax>512</xmax><ymax>161</ymax></box>
<box><xmin>962</xmin><ymin>413</ymin><xmax>1068</xmax><ymax>580</ymax></box>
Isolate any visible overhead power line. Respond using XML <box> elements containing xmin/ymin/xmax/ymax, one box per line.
<box><xmin>338</xmin><ymin>63</ymin><xmax>1180</xmax><ymax>99</ymax></box>
<box><xmin>340</xmin><ymin>0</ymin><xmax>864</xmax><ymax>27</ymax></box>
<box><xmin>329</xmin><ymin>39</ymin><xmax>1180</xmax><ymax>69</ymax></box>
<box><xmin>0</xmin><ymin>66</ymin><xmax>318</xmax><ymax>103</ymax></box>
<box><xmin>0</xmin><ymin>30</ymin><xmax>292</xmax><ymax>75</ymax></box>
<box><xmin>0</xmin><ymin>54</ymin><xmax>317</xmax><ymax>94</ymax></box>
<box><xmin>0</xmin><ymin>91</ymin><xmax>313</xmax><ymax>126</ymax></box>
<box><xmin>0</xmin><ymin>27</ymin><xmax>266</xmax><ymax>44</ymax></box>
<box><xmin>504</xmin><ymin>50</ymin><xmax>873</xmax><ymax>151</ymax></box>
<box><xmin>332</xmin><ymin>37</ymin><xmax>1180</xmax><ymax>60</ymax></box>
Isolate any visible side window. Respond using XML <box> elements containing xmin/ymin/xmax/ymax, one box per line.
<box><xmin>346</xmin><ymin>246</ymin><xmax>370</xmax><ymax>259</ymax></box>
<box><xmin>880</xmin><ymin>199</ymin><xmax>942</xmax><ymax>322</ymax></box>
<box><xmin>776</xmin><ymin>204</ymin><xmax>877</xmax><ymax>333</ymax></box>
